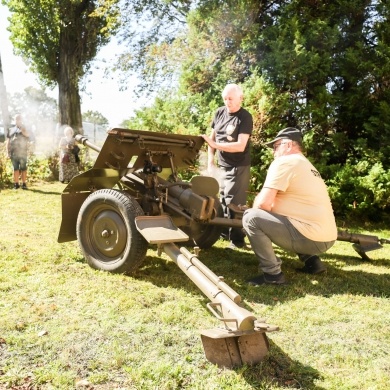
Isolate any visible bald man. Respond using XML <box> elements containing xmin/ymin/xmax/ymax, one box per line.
<box><xmin>202</xmin><ymin>84</ymin><xmax>253</xmax><ymax>249</ymax></box>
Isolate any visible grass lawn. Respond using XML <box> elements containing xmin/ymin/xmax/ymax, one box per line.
<box><xmin>0</xmin><ymin>182</ymin><xmax>389</xmax><ymax>389</ymax></box>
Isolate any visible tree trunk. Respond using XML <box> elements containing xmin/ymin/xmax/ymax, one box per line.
<box><xmin>0</xmin><ymin>52</ymin><xmax>11</xmax><ymax>131</ymax></box>
<box><xmin>58</xmin><ymin>27</ymin><xmax>83</xmax><ymax>134</ymax></box>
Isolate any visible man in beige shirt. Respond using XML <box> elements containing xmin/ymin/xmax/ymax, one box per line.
<box><xmin>242</xmin><ymin>127</ymin><xmax>337</xmax><ymax>285</ymax></box>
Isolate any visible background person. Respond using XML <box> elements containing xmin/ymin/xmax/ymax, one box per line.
<box><xmin>242</xmin><ymin>127</ymin><xmax>337</xmax><ymax>285</ymax></box>
<box><xmin>59</xmin><ymin>126</ymin><xmax>79</xmax><ymax>183</ymax></box>
<box><xmin>6</xmin><ymin>114</ymin><xmax>30</xmax><ymax>190</ymax></box>
<box><xmin>202</xmin><ymin>83</ymin><xmax>253</xmax><ymax>249</ymax></box>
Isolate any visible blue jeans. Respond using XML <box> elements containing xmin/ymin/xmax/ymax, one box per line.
<box><xmin>242</xmin><ymin>208</ymin><xmax>335</xmax><ymax>274</ymax></box>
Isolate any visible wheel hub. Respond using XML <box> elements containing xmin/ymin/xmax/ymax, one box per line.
<box><xmin>91</xmin><ymin>210</ymin><xmax>127</xmax><ymax>258</ymax></box>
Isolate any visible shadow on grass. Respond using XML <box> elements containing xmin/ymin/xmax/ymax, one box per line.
<box><xmin>28</xmin><ymin>188</ymin><xmax>62</xmax><ymax>196</ymax></box>
<box><xmin>134</xmin><ymin>255</ymin><xmax>325</xmax><ymax>388</ymax></box>
<box><xmin>322</xmin><ymin>251</ymin><xmax>390</xmax><ymax>266</ymax></box>
<box><xmin>135</xmin><ymin>244</ymin><xmax>390</xmax><ymax>305</ymax></box>
<box><xmin>241</xmin><ymin>340</ymin><xmax>325</xmax><ymax>390</ymax></box>
<box><xmin>136</xmin><ymin>254</ymin><xmax>202</xmax><ymax>295</ymax></box>
<box><xmin>70</xmin><ymin>244</ymin><xmax>383</xmax><ymax>388</ymax></box>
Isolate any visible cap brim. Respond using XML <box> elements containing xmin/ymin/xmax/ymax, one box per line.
<box><xmin>264</xmin><ymin>136</ymin><xmax>283</xmax><ymax>148</ymax></box>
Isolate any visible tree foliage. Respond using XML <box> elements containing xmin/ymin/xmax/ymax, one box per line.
<box><xmin>117</xmin><ymin>0</ymin><xmax>390</xmax><ymax>220</ymax></box>
<box><xmin>82</xmin><ymin>110</ymin><xmax>109</xmax><ymax>126</ymax></box>
<box><xmin>113</xmin><ymin>0</ymin><xmax>191</xmax><ymax>95</ymax></box>
<box><xmin>3</xmin><ymin>0</ymin><xmax>120</xmax><ymax>132</ymax></box>
<box><xmin>8</xmin><ymin>87</ymin><xmax>58</xmax><ymax>124</ymax></box>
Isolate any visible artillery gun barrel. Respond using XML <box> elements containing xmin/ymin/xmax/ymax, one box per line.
<box><xmin>75</xmin><ymin>134</ymin><xmax>101</xmax><ymax>153</ymax></box>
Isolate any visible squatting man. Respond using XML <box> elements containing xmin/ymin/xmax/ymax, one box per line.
<box><xmin>242</xmin><ymin>127</ymin><xmax>338</xmax><ymax>286</ymax></box>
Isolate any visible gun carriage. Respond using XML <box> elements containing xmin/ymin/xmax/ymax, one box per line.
<box><xmin>58</xmin><ymin>128</ymin><xmax>389</xmax><ymax>367</ymax></box>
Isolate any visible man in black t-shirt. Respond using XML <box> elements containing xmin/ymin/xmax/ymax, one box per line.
<box><xmin>202</xmin><ymin>84</ymin><xmax>253</xmax><ymax>249</ymax></box>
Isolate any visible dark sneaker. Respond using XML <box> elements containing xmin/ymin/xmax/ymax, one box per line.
<box><xmin>247</xmin><ymin>272</ymin><xmax>287</xmax><ymax>286</ymax></box>
<box><xmin>22</xmin><ymin>183</ymin><xmax>28</xmax><ymax>190</ymax></box>
<box><xmin>225</xmin><ymin>241</ymin><xmax>250</xmax><ymax>250</ymax></box>
<box><xmin>297</xmin><ymin>255</ymin><xmax>326</xmax><ymax>274</ymax></box>
<box><xmin>220</xmin><ymin>232</ymin><xmax>229</xmax><ymax>241</ymax></box>
<box><xmin>13</xmin><ymin>183</ymin><xmax>20</xmax><ymax>190</ymax></box>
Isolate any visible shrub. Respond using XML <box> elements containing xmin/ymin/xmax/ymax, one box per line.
<box><xmin>327</xmin><ymin>161</ymin><xmax>390</xmax><ymax>221</ymax></box>
<box><xmin>0</xmin><ymin>145</ymin><xmax>12</xmax><ymax>189</ymax></box>
<box><xmin>0</xmin><ymin>144</ymin><xmax>94</xmax><ymax>188</ymax></box>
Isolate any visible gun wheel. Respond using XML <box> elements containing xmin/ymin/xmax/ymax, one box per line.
<box><xmin>76</xmin><ymin>189</ymin><xmax>148</xmax><ymax>274</ymax></box>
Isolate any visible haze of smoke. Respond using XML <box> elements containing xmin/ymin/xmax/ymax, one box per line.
<box><xmin>198</xmin><ymin>149</ymin><xmax>224</xmax><ymax>187</ymax></box>
<box><xmin>2</xmin><ymin>89</ymin><xmax>109</xmax><ymax>157</ymax></box>
<box><xmin>31</xmin><ymin>121</ymin><xmax>109</xmax><ymax>158</ymax></box>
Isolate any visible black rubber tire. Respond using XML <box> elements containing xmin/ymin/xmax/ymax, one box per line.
<box><xmin>76</xmin><ymin>189</ymin><xmax>148</xmax><ymax>274</ymax></box>
<box><xmin>181</xmin><ymin>197</ymin><xmax>224</xmax><ymax>249</ymax></box>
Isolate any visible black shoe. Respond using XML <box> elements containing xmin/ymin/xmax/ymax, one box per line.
<box><xmin>233</xmin><ymin>240</ymin><xmax>247</xmax><ymax>248</ymax></box>
<box><xmin>297</xmin><ymin>255</ymin><xmax>326</xmax><ymax>274</ymax></box>
<box><xmin>247</xmin><ymin>272</ymin><xmax>287</xmax><ymax>286</ymax></box>
<box><xmin>22</xmin><ymin>183</ymin><xmax>28</xmax><ymax>190</ymax></box>
<box><xmin>13</xmin><ymin>183</ymin><xmax>20</xmax><ymax>190</ymax></box>
<box><xmin>225</xmin><ymin>241</ymin><xmax>249</xmax><ymax>250</ymax></box>
<box><xmin>220</xmin><ymin>232</ymin><xmax>229</xmax><ymax>241</ymax></box>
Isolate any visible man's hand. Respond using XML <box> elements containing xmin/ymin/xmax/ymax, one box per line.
<box><xmin>253</xmin><ymin>188</ymin><xmax>278</xmax><ymax>211</ymax></box>
<box><xmin>202</xmin><ymin>133</ymin><xmax>250</xmax><ymax>153</ymax></box>
<box><xmin>201</xmin><ymin>134</ymin><xmax>215</xmax><ymax>148</ymax></box>
<box><xmin>20</xmin><ymin>124</ymin><xmax>29</xmax><ymax>137</ymax></box>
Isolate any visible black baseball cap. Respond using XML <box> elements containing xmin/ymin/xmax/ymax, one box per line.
<box><xmin>265</xmin><ymin>127</ymin><xmax>303</xmax><ymax>148</ymax></box>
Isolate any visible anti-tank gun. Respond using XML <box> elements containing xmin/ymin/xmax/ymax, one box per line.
<box><xmin>58</xmin><ymin>128</ymin><xmax>389</xmax><ymax>367</ymax></box>
<box><xmin>58</xmin><ymin>128</ymin><xmax>276</xmax><ymax>368</ymax></box>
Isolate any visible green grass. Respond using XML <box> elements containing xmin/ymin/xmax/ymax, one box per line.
<box><xmin>0</xmin><ymin>182</ymin><xmax>389</xmax><ymax>389</ymax></box>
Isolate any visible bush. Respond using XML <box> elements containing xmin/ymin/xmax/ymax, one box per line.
<box><xmin>327</xmin><ymin>161</ymin><xmax>390</xmax><ymax>221</ymax></box>
<box><xmin>0</xmin><ymin>144</ymin><xmax>93</xmax><ymax>189</ymax></box>
<box><xmin>28</xmin><ymin>154</ymin><xmax>57</xmax><ymax>182</ymax></box>
<box><xmin>0</xmin><ymin>143</ymin><xmax>12</xmax><ymax>188</ymax></box>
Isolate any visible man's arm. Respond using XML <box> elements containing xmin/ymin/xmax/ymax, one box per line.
<box><xmin>20</xmin><ymin>124</ymin><xmax>29</xmax><ymax>137</ymax></box>
<box><xmin>252</xmin><ymin>187</ymin><xmax>278</xmax><ymax>211</ymax></box>
<box><xmin>201</xmin><ymin>132</ymin><xmax>250</xmax><ymax>153</ymax></box>
<box><xmin>206</xmin><ymin>129</ymin><xmax>216</xmax><ymax>171</ymax></box>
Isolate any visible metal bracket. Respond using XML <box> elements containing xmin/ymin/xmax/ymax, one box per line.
<box><xmin>206</xmin><ymin>302</ymin><xmax>239</xmax><ymax>331</ymax></box>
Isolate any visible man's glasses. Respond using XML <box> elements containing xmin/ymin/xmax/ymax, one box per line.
<box><xmin>273</xmin><ymin>141</ymin><xmax>290</xmax><ymax>151</ymax></box>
